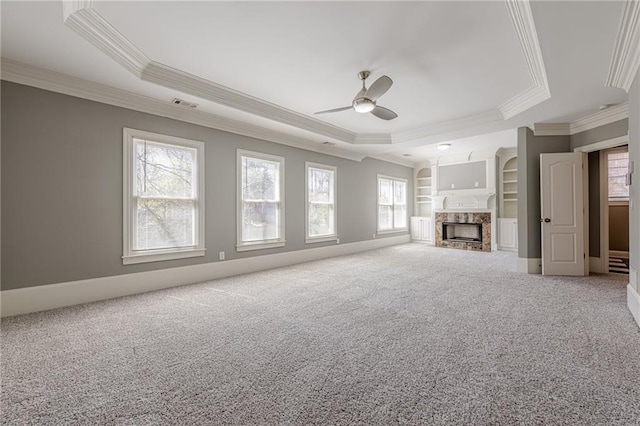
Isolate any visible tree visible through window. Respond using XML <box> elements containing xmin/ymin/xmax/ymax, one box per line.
<box><xmin>608</xmin><ymin>150</ymin><xmax>629</xmax><ymax>202</ymax></box>
<box><xmin>378</xmin><ymin>176</ymin><xmax>407</xmax><ymax>232</ymax></box>
<box><xmin>123</xmin><ymin>128</ymin><xmax>205</xmax><ymax>265</ymax></box>
<box><xmin>237</xmin><ymin>150</ymin><xmax>285</xmax><ymax>251</ymax></box>
<box><xmin>135</xmin><ymin>140</ymin><xmax>196</xmax><ymax>250</ymax></box>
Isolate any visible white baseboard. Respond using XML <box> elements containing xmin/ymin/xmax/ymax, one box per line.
<box><xmin>589</xmin><ymin>256</ymin><xmax>606</xmax><ymax>274</ymax></box>
<box><xmin>628</xmin><ymin>283</ymin><xmax>640</xmax><ymax>329</ymax></box>
<box><xmin>0</xmin><ymin>235</ymin><xmax>410</xmax><ymax>317</ymax></box>
<box><xmin>517</xmin><ymin>257</ymin><xmax>542</xmax><ymax>274</ymax></box>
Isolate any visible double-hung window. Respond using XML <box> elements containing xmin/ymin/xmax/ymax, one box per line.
<box><xmin>377</xmin><ymin>175</ymin><xmax>407</xmax><ymax>233</ymax></box>
<box><xmin>607</xmin><ymin>150</ymin><xmax>629</xmax><ymax>202</ymax></box>
<box><xmin>237</xmin><ymin>150</ymin><xmax>285</xmax><ymax>251</ymax></box>
<box><xmin>306</xmin><ymin>162</ymin><xmax>337</xmax><ymax>243</ymax></box>
<box><xmin>123</xmin><ymin>128</ymin><xmax>205</xmax><ymax>264</ymax></box>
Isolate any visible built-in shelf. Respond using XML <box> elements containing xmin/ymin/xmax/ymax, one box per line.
<box><xmin>501</xmin><ymin>157</ymin><xmax>518</xmax><ymax>219</ymax></box>
<box><xmin>415</xmin><ymin>167</ymin><xmax>432</xmax><ymax>217</ymax></box>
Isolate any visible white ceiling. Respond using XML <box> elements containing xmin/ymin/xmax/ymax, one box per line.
<box><xmin>0</xmin><ymin>1</ymin><xmax>630</xmax><ymax>164</ymax></box>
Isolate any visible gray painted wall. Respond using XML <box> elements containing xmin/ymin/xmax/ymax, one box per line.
<box><xmin>437</xmin><ymin>161</ymin><xmax>487</xmax><ymax>190</ymax></box>
<box><xmin>629</xmin><ymin>73</ymin><xmax>639</xmax><ymax>293</ymax></box>
<box><xmin>1</xmin><ymin>82</ymin><xmax>412</xmax><ymax>290</ymax></box>
<box><xmin>609</xmin><ymin>204</ymin><xmax>629</xmax><ymax>252</ymax></box>
<box><xmin>570</xmin><ymin>119</ymin><xmax>629</xmax><ymax>149</ymax></box>
<box><xmin>517</xmin><ymin>128</ymin><xmax>570</xmax><ymax>259</ymax></box>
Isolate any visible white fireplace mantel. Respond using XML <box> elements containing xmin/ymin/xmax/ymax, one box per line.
<box><xmin>432</xmin><ymin>193</ymin><xmax>496</xmax><ymax>211</ymax></box>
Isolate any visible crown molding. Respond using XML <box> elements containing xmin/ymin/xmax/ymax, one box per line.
<box><xmin>531</xmin><ymin>102</ymin><xmax>628</xmax><ymax>136</ymax></box>
<box><xmin>63</xmin><ymin>3</ymin><xmax>359</xmax><ymax>145</ymax></box>
<box><xmin>367</xmin><ymin>154</ymin><xmax>415</xmax><ymax>168</ymax></box>
<box><xmin>64</xmin><ymin>5</ymin><xmax>149</xmax><ymax>78</ymax></box>
<box><xmin>499</xmin><ymin>84</ymin><xmax>550</xmax><ymax>121</ymax></box>
<box><xmin>59</xmin><ymin>0</ymin><xmax>555</xmax><ymax>148</ymax></box>
<box><xmin>606</xmin><ymin>0</ymin><xmax>640</xmax><ymax>92</ymax></box>
<box><xmin>499</xmin><ymin>0</ymin><xmax>551</xmax><ymax>119</ymax></box>
<box><xmin>0</xmin><ymin>59</ymin><xmax>368</xmax><ymax>162</ymax></box>
<box><xmin>62</xmin><ymin>0</ymin><xmax>92</xmax><ymax>20</ymax></box>
<box><xmin>569</xmin><ymin>102</ymin><xmax>629</xmax><ymax>134</ymax></box>
<box><xmin>533</xmin><ymin>122</ymin><xmax>571</xmax><ymax>136</ymax></box>
<box><xmin>392</xmin><ymin>109</ymin><xmax>504</xmax><ymax>144</ymax></box>
<box><xmin>141</xmin><ymin>62</ymin><xmax>357</xmax><ymax>144</ymax></box>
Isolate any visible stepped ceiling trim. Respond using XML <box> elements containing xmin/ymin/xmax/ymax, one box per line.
<box><xmin>0</xmin><ymin>59</ymin><xmax>367</xmax><ymax>163</ymax></box>
<box><xmin>61</xmin><ymin>0</ymin><xmax>550</xmax><ymax>146</ymax></box>
<box><xmin>533</xmin><ymin>102</ymin><xmax>629</xmax><ymax>136</ymax></box>
<box><xmin>499</xmin><ymin>0</ymin><xmax>551</xmax><ymax>119</ymax></box>
<box><xmin>606</xmin><ymin>0</ymin><xmax>640</xmax><ymax>92</ymax></box>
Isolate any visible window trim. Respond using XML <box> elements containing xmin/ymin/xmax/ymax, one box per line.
<box><xmin>377</xmin><ymin>174</ymin><xmax>408</xmax><ymax>234</ymax></box>
<box><xmin>236</xmin><ymin>149</ymin><xmax>286</xmax><ymax>252</ymax></box>
<box><xmin>122</xmin><ymin>128</ymin><xmax>206</xmax><ymax>265</ymax></box>
<box><xmin>305</xmin><ymin>162</ymin><xmax>338</xmax><ymax>244</ymax></box>
<box><xmin>606</xmin><ymin>148</ymin><xmax>630</xmax><ymax>202</ymax></box>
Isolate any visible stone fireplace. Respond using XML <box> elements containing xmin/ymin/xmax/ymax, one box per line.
<box><xmin>435</xmin><ymin>212</ymin><xmax>492</xmax><ymax>252</ymax></box>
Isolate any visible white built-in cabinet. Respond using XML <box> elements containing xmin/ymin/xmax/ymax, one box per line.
<box><xmin>412</xmin><ymin>167</ymin><xmax>433</xmax><ymax>243</ymax></box>
<box><xmin>498</xmin><ymin>218</ymin><xmax>518</xmax><ymax>250</ymax></box>
<box><xmin>411</xmin><ymin>216</ymin><xmax>433</xmax><ymax>242</ymax></box>
<box><xmin>497</xmin><ymin>151</ymin><xmax>518</xmax><ymax>251</ymax></box>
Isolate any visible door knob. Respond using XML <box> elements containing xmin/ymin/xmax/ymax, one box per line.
<box><xmin>544</xmin><ymin>218</ymin><xmax>551</xmax><ymax>223</ymax></box>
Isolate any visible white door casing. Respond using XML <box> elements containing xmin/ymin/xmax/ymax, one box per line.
<box><xmin>540</xmin><ymin>153</ymin><xmax>588</xmax><ymax>276</ymax></box>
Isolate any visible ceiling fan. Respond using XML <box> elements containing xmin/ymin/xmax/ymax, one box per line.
<box><xmin>315</xmin><ymin>71</ymin><xmax>398</xmax><ymax>120</ymax></box>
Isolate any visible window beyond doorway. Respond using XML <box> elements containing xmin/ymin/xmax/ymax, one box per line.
<box><xmin>607</xmin><ymin>150</ymin><xmax>629</xmax><ymax>202</ymax></box>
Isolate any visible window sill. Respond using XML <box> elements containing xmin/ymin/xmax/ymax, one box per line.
<box><xmin>236</xmin><ymin>240</ymin><xmax>286</xmax><ymax>252</ymax></box>
<box><xmin>305</xmin><ymin>235</ymin><xmax>338</xmax><ymax>244</ymax></box>
<box><xmin>377</xmin><ymin>228</ymin><xmax>409</xmax><ymax>236</ymax></box>
<box><xmin>123</xmin><ymin>248</ymin><xmax>206</xmax><ymax>265</ymax></box>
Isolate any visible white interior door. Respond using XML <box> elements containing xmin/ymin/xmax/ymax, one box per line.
<box><xmin>540</xmin><ymin>153</ymin><xmax>587</xmax><ymax>276</ymax></box>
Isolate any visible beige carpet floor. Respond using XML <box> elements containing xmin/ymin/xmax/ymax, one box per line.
<box><xmin>2</xmin><ymin>244</ymin><xmax>640</xmax><ymax>425</ymax></box>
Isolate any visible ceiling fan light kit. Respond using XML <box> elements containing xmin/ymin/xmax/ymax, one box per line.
<box><xmin>315</xmin><ymin>70</ymin><xmax>398</xmax><ymax>120</ymax></box>
<box><xmin>353</xmin><ymin>97</ymin><xmax>375</xmax><ymax>113</ymax></box>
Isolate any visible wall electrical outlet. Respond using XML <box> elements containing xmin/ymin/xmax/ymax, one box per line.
<box><xmin>451</xmin><ymin>183</ymin><xmax>455</xmax><ymax>189</ymax></box>
<box><xmin>336</xmin><ymin>238</ymin><xmax>340</xmax><ymax>244</ymax></box>
<box><xmin>219</xmin><ymin>251</ymin><xmax>225</xmax><ymax>261</ymax></box>
<box><xmin>475</xmin><ymin>181</ymin><xmax>479</xmax><ymax>187</ymax></box>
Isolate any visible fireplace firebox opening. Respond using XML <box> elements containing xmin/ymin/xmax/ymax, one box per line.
<box><xmin>442</xmin><ymin>222</ymin><xmax>483</xmax><ymax>243</ymax></box>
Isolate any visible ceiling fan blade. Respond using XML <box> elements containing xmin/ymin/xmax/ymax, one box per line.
<box><xmin>314</xmin><ymin>106</ymin><xmax>352</xmax><ymax>115</ymax></box>
<box><xmin>371</xmin><ymin>106</ymin><xmax>398</xmax><ymax>121</ymax></box>
<box><xmin>365</xmin><ymin>75</ymin><xmax>393</xmax><ymax>101</ymax></box>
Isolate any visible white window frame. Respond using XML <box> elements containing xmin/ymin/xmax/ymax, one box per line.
<box><xmin>237</xmin><ymin>149</ymin><xmax>286</xmax><ymax>252</ymax></box>
<box><xmin>305</xmin><ymin>162</ymin><xmax>338</xmax><ymax>243</ymax></box>
<box><xmin>606</xmin><ymin>148</ymin><xmax>630</xmax><ymax>202</ymax></box>
<box><xmin>377</xmin><ymin>174</ymin><xmax>408</xmax><ymax>234</ymax></box>
<box><xmin>122</xmin><ymin>128</ymin><xmax>206</xmax><ymax>265</ymax></box>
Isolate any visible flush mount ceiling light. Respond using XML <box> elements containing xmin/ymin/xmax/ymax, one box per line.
<box><xmin>437</xmin><ymin>143</ymin><xmax>451</xmax><ymax>150</ymax></box>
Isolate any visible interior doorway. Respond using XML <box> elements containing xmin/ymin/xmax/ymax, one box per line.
<box><xmin>604</xmin><ymin>147</ymin><xmax>630</xmax><ymax>275</ymax></box>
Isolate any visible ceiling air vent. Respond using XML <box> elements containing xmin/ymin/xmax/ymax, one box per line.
<box><xmin>171</xmin><ymin>98</ymin><xmax>198</xmax><ymax>109</ymax></box>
